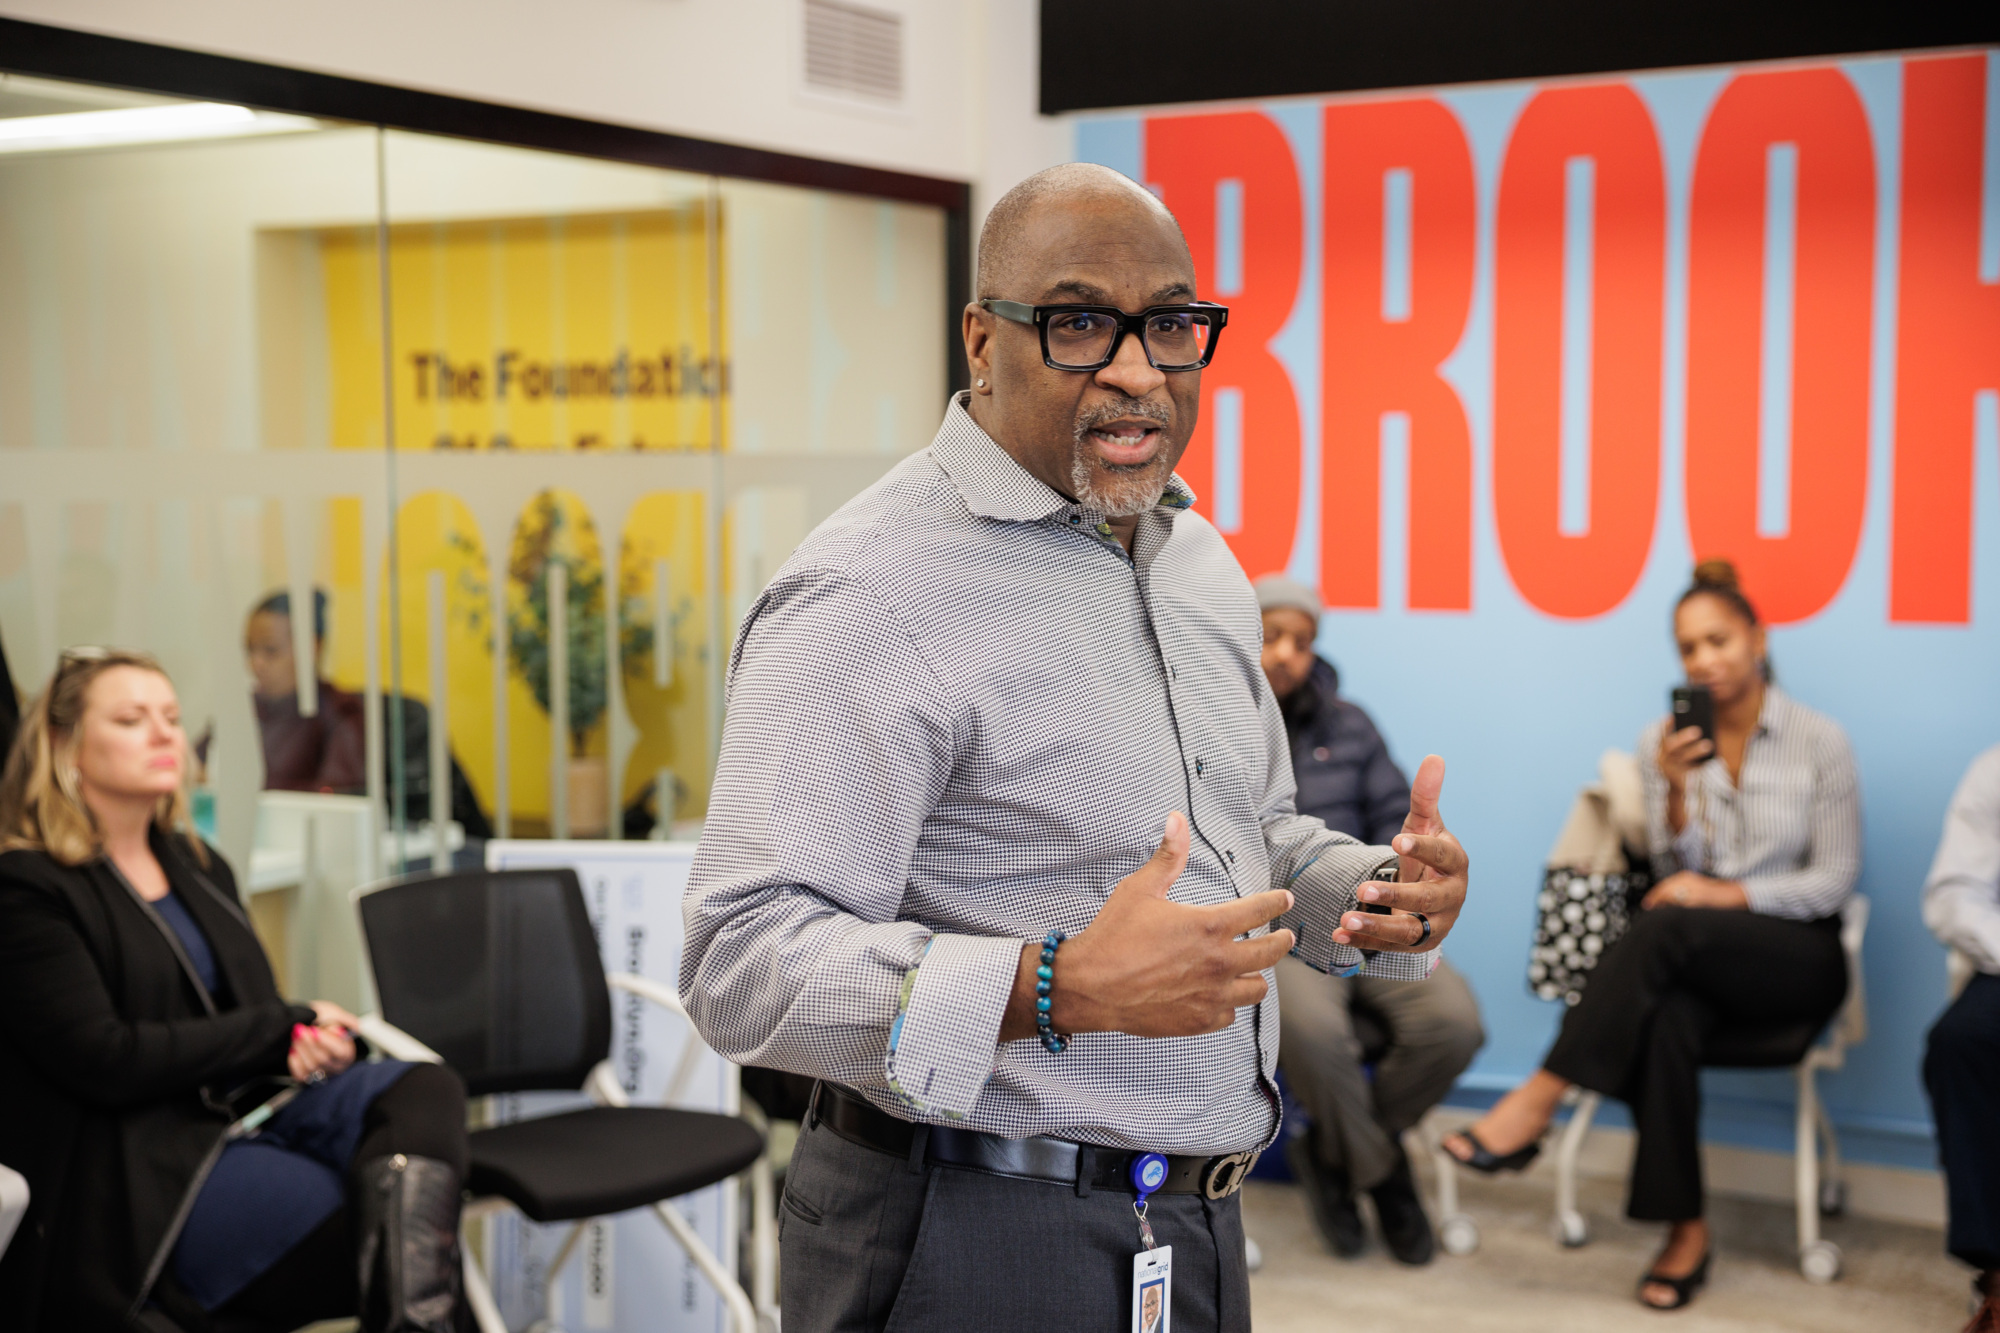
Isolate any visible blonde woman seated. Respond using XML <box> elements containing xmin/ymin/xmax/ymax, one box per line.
<box><xmin>0</xmin><ymin>649</ymin><xmax>471</xmax><ymax>1333</ymax></box>
<box><xmin>1444</xmin><ymin>561</ymin><xmax>1859</xmax><ymax>1312</ymax></box>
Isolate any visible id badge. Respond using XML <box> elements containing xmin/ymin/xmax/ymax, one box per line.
<box><xmin>1132</xmin><ymin>1245</ymin><xmax>1171</xmax><ymax>1333</ymax></box>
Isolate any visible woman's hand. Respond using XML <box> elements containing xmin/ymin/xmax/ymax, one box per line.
<box><xmin>1642</xmin><ymin>871</ymin><xmax>1748</xmax><ymax>911</ymax></box>
<box><xmin>1657</xmin><ymin>725</ymin><xmax>1714</xmax><ymax>793</ymax></box>
<box><xmin>288</xmin><ymin>999</ymin><xmax>360</xmax><ymax>1082</ymax></box>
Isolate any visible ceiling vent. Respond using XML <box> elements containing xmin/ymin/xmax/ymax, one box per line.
<box><xmin>802</xmin><ymin>0</ymin><xmax>904</xmax><ymax>105</ymax></box>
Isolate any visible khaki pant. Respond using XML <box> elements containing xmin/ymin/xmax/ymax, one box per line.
<box><xmin>1274</xmin><ymin>954</ymin><xmax>1484</xmax><ymax>1192</ymax></box>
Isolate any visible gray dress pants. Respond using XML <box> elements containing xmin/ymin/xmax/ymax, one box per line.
<box><xmin>1274</xmin><ymin>954</ymin><xmax>1484</xmax><ymax>1191</ymax></box>
<box><xmin>780</xmin><ymin>1116</ymin><xmax>1252</xmax><ymax>1333</ymax></box>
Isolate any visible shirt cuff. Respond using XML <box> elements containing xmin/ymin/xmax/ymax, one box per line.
<box><xmin>1283</xmin><ymin>847</ymin><xmax>1398</xmax><ymax>974</ymax></box>
<box><xmin>883</xmin><ymin>932</ymin><xmax>1024</xmax><ymax>1120</ymax></box>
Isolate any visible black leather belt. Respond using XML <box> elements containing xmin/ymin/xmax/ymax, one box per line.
<box><xmin>810</xmin><ymin>1082</ymin><xmax>1259</xmax><ymax>1200</ymax></box>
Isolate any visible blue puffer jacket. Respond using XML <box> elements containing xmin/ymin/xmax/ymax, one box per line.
<box><xmin>1278</xmin><ymin>658</ymin><xmax>1410</xmax><ymax>846</ymax></box>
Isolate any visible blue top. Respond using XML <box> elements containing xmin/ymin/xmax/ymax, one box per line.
<box><xmin>152</xmin><ymin>889</ymin><xmax>223</xmax><ymax>999</ymax></box>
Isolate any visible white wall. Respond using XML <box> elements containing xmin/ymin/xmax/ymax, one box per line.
<box><xmin>0</xmin><ymin>0</ymin><xmax>1075</xmax><ymax>203</ymax></box>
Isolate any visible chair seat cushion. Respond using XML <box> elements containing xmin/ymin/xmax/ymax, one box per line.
<box><xmin>1703</xmin><ymin>1019</ymin><xmax>1824</xmax><ymax>1069</ymax></box>
<box><xmin>469</xmin><ymin>1105</ymin><xmax>764</xmax><ymax>1222</ymax></box>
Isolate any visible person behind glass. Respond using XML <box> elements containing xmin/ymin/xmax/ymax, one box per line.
<box><xmin>0</xmin><ymin>648</ymin><xmax>472</xmax><ymax>1333</ymax></box>
<box><xmin>1254</xmin><ymin>575</ymin><xmax>1484</xmax><ymax>1265</ymax></box>
<box><xmin>1921</xmin><ymin>744</ymin><xmax>2000</xmax><ymax>1332</ymax></box>
<box><xmin>243</xmin><ymin>588</ymin><xmax>368</xmax><ymax>793</ymax></box>
<box><xmin>244</xmin><ymin>589</ymin><xmax>491</xmax><ymax>841</ymax></box>
<box><xmin>1443</xmin><ymin>559</ymin><xmax>1858</xmax><ymax>1312</ymax></box>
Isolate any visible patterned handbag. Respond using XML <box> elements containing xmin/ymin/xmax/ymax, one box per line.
<box><xmin>1527</xmin><ymin>751</ymin><xmax>1653</xmax><ymax>1006</ymax></box>
<box><xmin>1528</xmin><ymin>865</ymin><xmax>1651</xmax><ymax>1005</ymax></box>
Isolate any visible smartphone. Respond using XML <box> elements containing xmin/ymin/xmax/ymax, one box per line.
<box><xmin>1670</xmin><ymin>685</ymin><xmax>1716</xmax><ymax>748</ymax></box>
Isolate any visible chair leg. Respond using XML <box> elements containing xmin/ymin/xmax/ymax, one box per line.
<box><xmin>1795</xmin><ymin>1066</ymin><xmax>1819</xmax><ymax>1253</ymax></box>
<box><xmin>1414</xmin><ymin>1122</ymin><xmax>1479</xmax><ymax>1257</ymax></box>
<box><xmin>1795</xmin><ymin>1062</ymin><xmax>1843</xmax><ymax>1283</ymax></box>
<box><xmin>537</xmin><ymin>1221</ymin><xmax>588</xmax><ymax>1330</ymax></box>
<box><xmin>460</xmin><ymin>1228</ymin><xmax>509</xmax><ymax>1333</ymax></box>
<box><xmin>1553</xmin><ymin>1091</ymin><xmax>1599</xmax><ymax>1248</ymax></box>
<box><xmin>654</xmin><ymin>1199</ymin><xmax>760</xmax><ymax>1333</ymax></box>
<box><xmin>1815</xmin><ymin>1096</ymin><xmax>1845</xmax><ymax>1216</ymax></box>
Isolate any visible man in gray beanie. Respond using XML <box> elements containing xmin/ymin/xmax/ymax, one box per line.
<box><xmin>1253</xmin><ymin>574</ymin><xmax>1485</xmax><ymax>1266</ymax></box>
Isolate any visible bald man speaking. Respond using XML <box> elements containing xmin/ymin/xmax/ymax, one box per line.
<box><xmin>681</xmin><ymin>164</ymin><xmax>1470</xmax><ymax>1332</ymax></box>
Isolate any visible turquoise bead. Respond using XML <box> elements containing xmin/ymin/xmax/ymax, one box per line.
<box><xmin>1036</xmin><ymin>965</ymin><xmax>1053</xmax><ymax>981</ymax></box>
<box><xmin>1036</xmin><ymin>996</ymin><xmax>1051</xmax><ymax>1012</ymax></box>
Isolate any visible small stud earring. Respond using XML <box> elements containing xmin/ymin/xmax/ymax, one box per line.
<box><xmin>976</xmin><ymin>378</ymin><xmax>986</xmax><ymax>388</ymax></box>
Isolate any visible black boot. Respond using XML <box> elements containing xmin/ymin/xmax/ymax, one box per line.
<box><xmin>1369</xmin><ymin>1147</ymin><xmax>1437</xmax><ymax>1266</ymax></box>
<box><xmin>355</xmin><ymin>1153</ymin><xmax>472</xmax><ymax>1333</ymax></box>
<box><xmin>1287</xmin><ymin>1129</ymin><xmax>1366</xmax><ymax>1257</ymax></box>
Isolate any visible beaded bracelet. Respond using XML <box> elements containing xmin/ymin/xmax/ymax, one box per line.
<box><xmin>1035</xmin><ymin>931</ymin><xmax>1069</xmax><ymax>1054</ymax></box>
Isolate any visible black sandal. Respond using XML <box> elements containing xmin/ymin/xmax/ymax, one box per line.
<box><xmin>1446</xmin><ymin>1127</ymin><xmax>1541</xmax><ymax>1174</ymax></box>
<box><xmin>1638</xmin><ymin>1249</ymin><xmax>1711</xmax><ymax>1311</ymax></box>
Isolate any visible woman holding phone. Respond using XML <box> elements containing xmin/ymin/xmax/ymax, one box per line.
<box><xmin>1442</xmin><ymin>560</ymin><xmax>1860</xmax><ymax>1312</ymax></box>
<box><xmin>0</xmin><ymin>648</ymin><xmax>471</xmax><ymax>1333</ymax></box>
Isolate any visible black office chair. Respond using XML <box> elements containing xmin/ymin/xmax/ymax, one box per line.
<box><xmin>352</xmin><ymin>867</ymin><xmax>764</xmax><ymax>1333</ymax></box>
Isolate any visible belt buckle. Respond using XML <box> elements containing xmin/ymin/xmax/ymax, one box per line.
<box><xmin>1200</xmin><ymin>1150</ymin><xmax>1257</xmax><ymax>1200</ymax></box>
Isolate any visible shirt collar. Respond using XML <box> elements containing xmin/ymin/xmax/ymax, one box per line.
<box><xmin>1753</xmin><ymin>684</ymin><xmax>1789</xmax><ymax>737</ymax></box>
<box><xmin>928</xmin><ymin>392</ymin><xmax>1197</xmax><ymax>524</ymax></box>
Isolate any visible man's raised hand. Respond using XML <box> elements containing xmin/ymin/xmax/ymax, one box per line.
<box><xmin>1001</xmin><ymin>812</ymin><xmax>1296</xmax><ymax>1042</ymax></box>
<box><xmin>1331</xmin><ymin>755</ymin><xmax>1468</xmax><ymax>954</ymax></box>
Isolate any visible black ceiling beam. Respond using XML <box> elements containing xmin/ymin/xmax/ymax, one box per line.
<box><xmin>0</xmin><ymin>15</ymin><xmax>969</xmax><ymax>212</ymax></box>
<box><xmin>1040</xmin><ymin>0</ymin><xmax>1997</xmax><ymax>114</ymax></box>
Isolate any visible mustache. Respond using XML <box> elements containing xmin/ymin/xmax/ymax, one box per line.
<box><xmin>1073</xmin><ymin>397</ymin><xmax>1172</xmax><ymax>443</ymax></box>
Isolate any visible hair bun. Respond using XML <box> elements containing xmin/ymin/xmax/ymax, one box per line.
<box><xmin>1691</xmin><ymin>557</ymin><xmax>1740</xmax><ymax>591</ymax></box>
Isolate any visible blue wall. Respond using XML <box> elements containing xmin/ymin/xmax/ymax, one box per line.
<box><xmin>1077</xmin><ymin>51</ymin><xmax>2000</xmax><ymax>1170</ymax></box>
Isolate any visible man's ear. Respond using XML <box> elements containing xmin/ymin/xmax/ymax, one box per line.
<box><xmin>963</xmin><ymin>304</ymin><xmax>994</xmax><ymax>395</ymax></box>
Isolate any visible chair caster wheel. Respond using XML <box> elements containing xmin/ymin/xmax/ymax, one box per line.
<box><xmin>1555</xmin><ymin>1210</ymin><xmax>1589</xmax><ymax>1248</ymax></box>
<box><xmin>1819</xmin><ymin>1179</ymin><xmax>1847</xmax><ymax>1217</ymax></box>
<box><xmin>1800</xmin><ymin>1239</ymin><xmax>1842</xmax><ymax>1284</ymax></box>
<box><xmin>1244</xmin><ymin>1236</ymin><xmax>1263</xmax><ymax>1273</ymax></box>
<box><xmin>1439</xmin><ymin>1214</ymin><xmax>1480</xmax><ymax>1256</ymax></box>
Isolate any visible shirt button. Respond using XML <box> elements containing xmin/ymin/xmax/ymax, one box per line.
<box><xmin>1194</xmin><ymin>758</ymin><xmax>1205</xmax><ymax>777</ymax></box>
<box><xmin>1226</xmin><ymin>849</ymin><xmax>1237</xmax><ymax>864</ymax></box>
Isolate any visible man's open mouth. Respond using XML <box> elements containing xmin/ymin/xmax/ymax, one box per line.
<box><xmin>1085</xmin><ymin>419</ymin><xmax>1164</xmax><ymax>467</ymax></box>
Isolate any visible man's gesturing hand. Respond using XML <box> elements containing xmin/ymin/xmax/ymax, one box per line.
<box><xmin>1331</xmin><ymin>754</ymin><xmax>1468</xmax><ymax>954</ymax></box>
<box><xmin>999</xmin><ymin>812</ymin><xmax>1296</xmax><ymax>1043</ymax></box>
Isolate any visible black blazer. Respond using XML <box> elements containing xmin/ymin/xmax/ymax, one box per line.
<box><xmin>0</xmin><ymin>831</ymin><xmax>311</xmax><ymax>1332</ymax></box>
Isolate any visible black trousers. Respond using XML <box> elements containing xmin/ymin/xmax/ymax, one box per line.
<box><xmin>1925</xmin><ymin>972</ymin><xmax>2000</xmax><ymax>1273</ymax></box>
<box><xmin>156</xmin><ymin>1063</ymin><xmax>468</xmax><ymax>1333</ymax></box>
<box><xmin>1542</xmin><ymin>906</ymin><xmax>1846</xmax><ymax>1223</ymax></box>
<box><xmin>780</xmin><ymin>1116</ymin><xmax>1252</xmax><ymax>1333</ymax></box>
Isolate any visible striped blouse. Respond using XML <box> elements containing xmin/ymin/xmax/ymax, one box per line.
<box><xmin>1637</xmin><ymin>686</ymin><xmax>1861</xmax><ymax>922</ymax></box>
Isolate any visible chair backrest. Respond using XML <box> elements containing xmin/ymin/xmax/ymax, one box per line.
<box><xmin>1831</xmin><ymin>894</ymin><xmax>1870</xmax><ymax>1050</ymax></box>
<box><xmin>356</xmin><ymin>868</ymin><xmax>611</xmax><ymax>1096</ymax></box>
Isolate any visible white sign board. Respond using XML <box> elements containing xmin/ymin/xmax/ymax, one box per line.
<box><xmin>483</xmin><ymin>840</ymin><xmax>735</xmax><ymax>1333</ymax></box>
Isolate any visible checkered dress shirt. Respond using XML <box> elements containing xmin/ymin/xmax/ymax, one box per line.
<box><xmin>680</xmin><ymin>394</ymin><xmax>1431</xmax><ymax>1153</ymax></box>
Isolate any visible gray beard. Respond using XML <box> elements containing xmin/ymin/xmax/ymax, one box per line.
<box><xmin>1070</xmin><ymin>452</ymin><xmax>1172</xmax><ymax>518</ymax></box>
<box><xmin>1071</xmin><ymin>400</ymin><xmax>1174</xmax><ymax>518</ymax></box>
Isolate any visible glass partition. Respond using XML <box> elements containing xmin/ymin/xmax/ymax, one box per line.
<box><xmin>0</xmin><ymin>72</ymin><xmax>949</xmax><ymax>994</ymax></box>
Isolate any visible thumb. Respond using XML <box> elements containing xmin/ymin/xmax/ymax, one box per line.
<box><xmin>1119</xmin><ymin>811</ymin><xmax>1190</xmax><ymax>899</ymax></box>
<box><xmin>1407</xmin><ymin>755</ymin><xmax>1446</xmax><ymax>826</ymax></box>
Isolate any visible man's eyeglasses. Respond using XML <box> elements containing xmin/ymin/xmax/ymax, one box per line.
<box><xmin>980</xmin><ymin>299</ymin><xmax>1228</xmax><ymax>372</ymax></box>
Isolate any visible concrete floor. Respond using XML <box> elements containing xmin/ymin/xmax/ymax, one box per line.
<box><xmin>1244</xmin><ymin>1167</ymin><xmax>1976</xmax><ymax>1332</ymax></box>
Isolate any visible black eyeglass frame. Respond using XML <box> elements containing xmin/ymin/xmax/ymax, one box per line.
<box><xmin>979</xmin><ymin>299</ymin><xmax>1229</xmax><ymax>372</ymax></box>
